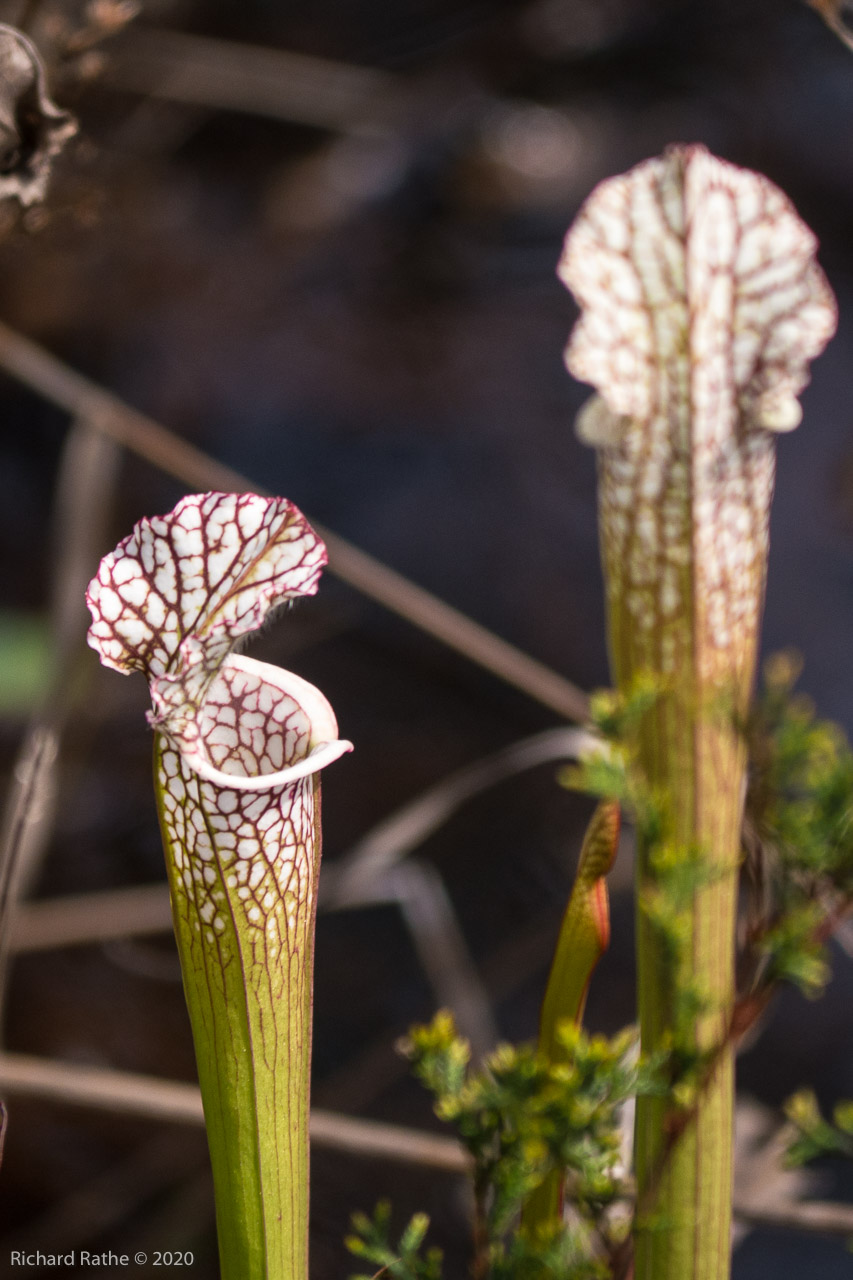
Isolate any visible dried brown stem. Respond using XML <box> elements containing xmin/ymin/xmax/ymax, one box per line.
<box><xmin>1</xmin><ymin>1052</ymin><xmax>851</xmax><ymax>1240</ymax></box>
<box><xmin>0</xmin><ymin>320</ymin><xmax>589</xmax><ymax>723</ymax></box>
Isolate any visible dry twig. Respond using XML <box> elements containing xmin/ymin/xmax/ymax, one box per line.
<box><xmin>101</xmin><ymin>26</ymin><xmax>397</xmax><ymax>132</ymax></box>
<box><xmin>0</xmin><ymin>1052</ymin><xmax>471</xmax><ymax>1174</ymax></box>
<box><xmin>0</xmin><ymin>1053</ymin><xmax>851</xmax><ymax>1238</ymax></box>
<box><xmin>0</xmin><ymin>320</ymin><xmax>589</xmax><ymax>723</ymax></box>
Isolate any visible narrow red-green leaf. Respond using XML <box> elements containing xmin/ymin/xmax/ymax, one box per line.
<box><xmin>521</xmin><ymin>799</ymin><xmax>620</xmax><ymax>1234</ymax></box>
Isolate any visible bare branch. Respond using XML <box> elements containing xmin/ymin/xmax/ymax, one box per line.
<box><xmin>1</xmin><ymin>1053</ymin><xmax>851</xmax><ymax>1237</ymax></box>
<box><xmin>10</xmin><ymin>882</ymin><xmax>173</xmax><ymax>953</ymax></box>
<box><xmin>101</xmin><ymin>26</ymin><xmax>397</xmax><ymax>132</ymax></box>
<box><xmin>0</xmin><ymin>320</ymin><xmax>589</xmax><ymax>723</ymax></box>
<box><xmin>0</xmin><ymin>420</ymin><xmax>120</xmax><ymax>1013</ymax></box>
<box><xmin>324</xmin><ymin>727</ymin><xmax>599</xmax><ymax>901</ymax></box>
<box><xmin>734</xmin><ymin>1198</ymin><xmax>853</xmax><ymax>1238</ymax></box>
<box><xmin>0</xmin><ymin>1052</ymin><xmax>470</xmax><ymax>1173</ymax></box>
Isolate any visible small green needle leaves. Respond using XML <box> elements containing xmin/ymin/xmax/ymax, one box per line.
<box><xmin>346</xmin><ymin>1202</ymin><xmax>443</xmax><ymax>1280</ymax></box>
<box><xmin>404</xmin><ymin>1011</ymin><xmax>641</xmax><ymax>1277</ymax></box>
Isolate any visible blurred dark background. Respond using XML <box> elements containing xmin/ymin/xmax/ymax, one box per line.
<box><xmin>1</xmin><ymin>0</ymin><xmax>853</xmax><ymax>1275</ymax></box>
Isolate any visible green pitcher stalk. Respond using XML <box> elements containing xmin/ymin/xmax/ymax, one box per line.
<box><xmin>86</xmin><ymin>492</ymin><xmax>352</xmax><ymax>1280</ymax></box>
<box><xmin>558</xmin><ymin>146</ymin><xmax>835</xmax><ymax>1280</ymax></box>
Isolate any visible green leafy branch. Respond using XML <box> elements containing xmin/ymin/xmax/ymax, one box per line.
<box><xmin>346</xmin><ymin>1202</ymin><xmax>443</xmax><ymax>1280</ymax></box>
<box><xmin>349</xmin><ymin>658</ymin><xmax>853</xmax><ymax>1279</ymax></box>
<box><xmin>784</xmin><ymin>1090</ymin><xmax>853</xmax><ymax>1167</ymax></box>
<box><xmin>394</xmin><ymin>1011</ymin><xmax>662</xmax><ymax>1279</ymax></box>
<box><xmin>575</xmin><ymin>658</ymin><xmax>853</xmax><ymax>1025</ymax></box>
<box><xmin>741</xmin><ymin>652</ymin><xmax>853</xmax><ymax>1002</ymax></box>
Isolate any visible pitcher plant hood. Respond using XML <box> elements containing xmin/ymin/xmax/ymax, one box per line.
<box><xmin>86</xmin><ymin>490</ymin><xmax>352</xmax><ymax>786</ymax></box>
<box><xmin>558</xmin><ymin>144</ymin><xmax>836</xmax><ymax>690</ymax></box>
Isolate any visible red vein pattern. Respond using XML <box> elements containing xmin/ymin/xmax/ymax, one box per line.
<box><xmin>87</xmin><ymin>491</ymin><xmax>327</xmax><ymax>752</ymax></box>
<box><xmin>86</xmin><ymin>492</ymin><xmax>349</xmax><ymax>951</ymax></box>
<box><xmin>158</xmin><ymin>657</ymin><xmax>320</xmax><ymax>952</ymax></box>
<box><xmin>560</xmin><ymin>145</ymin><xmax>836</xmax><ymax>689</ymax></box>
<box><xmin>86</xmin><ymin>492</ymin><xmax>350</xmax><ymax>1278</ymax></box>
<box><xmin>558</xmin><ymin>148</ymin><xmax>836</xmax><ymax>1280</ymax></box>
